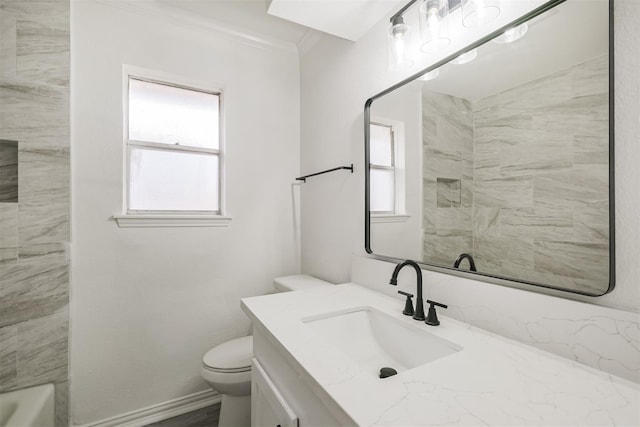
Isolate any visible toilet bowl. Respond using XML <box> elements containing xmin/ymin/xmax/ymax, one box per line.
<box><xmin>201</xmin><ymin>275</ymin><xmax>332</xmax><ymax>427</ymax></box>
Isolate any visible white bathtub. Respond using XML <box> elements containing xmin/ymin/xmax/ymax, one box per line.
<box><xmin>0</xmin><ymin>384</ymin><xmax>55</xmax><ymax>427</ymax></box>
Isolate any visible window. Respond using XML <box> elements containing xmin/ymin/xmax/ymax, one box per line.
<box><xmin>370</xmin><ymin>122</ymin><xmax>396</xmax><ymax>213</ymax></box>
<box><xmin>116</xmin><ymin>69</ymin><xmax>229</xmax><ymax>227</ymax></box>
<box><xmin>369</xmin><ymin>118</ymin><xmax>408</xmax><ymax>222</ymax></box>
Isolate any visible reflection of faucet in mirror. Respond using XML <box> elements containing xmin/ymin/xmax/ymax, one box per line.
<box><xmin>453</xmin><ymin>253</ymin><xmax>477</xmax><ymax>272</ymax></box>
<box><xmin>389</xmin><ymin>260</ymin><xmax>426</xmax><ymax>321</ymax></box>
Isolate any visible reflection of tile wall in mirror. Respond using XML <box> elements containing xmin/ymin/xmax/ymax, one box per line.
<box><xmin>0</xmin><ymin>140</ymin><xmax>19</xmax><ymax>203</ymax></box>
<box><xmin>436</xmin><ymin>178</ymin><xmax>461</xmax><ymax>207</ymax></box>
<box><xmin>422</xmin><ymin>91</ymin><xmax>473</xmax><ymax>267</ymax></box>
<box><xmin>420</xmin><ymin>54</ymin><xmax>609</xmax><ymax>291</ymax></box>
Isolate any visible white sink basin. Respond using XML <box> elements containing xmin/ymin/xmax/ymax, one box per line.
<box><xmin>303</xmin><ymin>307</ymin><xmax>462</xmax><ymax>377</ymax></box>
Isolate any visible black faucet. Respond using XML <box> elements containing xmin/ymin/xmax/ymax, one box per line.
<box><xmin>453</xmin><ymin>253</ymin><xmax>477</xmax><ymax>272</ymax></box>
<box><xmin>389</xmin><ymin>260</ymin><xmax>425</xmax><ymax>321</ymax></box>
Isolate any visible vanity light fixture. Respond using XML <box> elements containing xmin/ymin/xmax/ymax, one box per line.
<box><xmin>461</xmin><ymin>0</ymin><xmax>501</xmax><ymax>28</ymax></box>
<box><xmin>387</xmin><ymin>16</ymin><xmax>413</xmax><ymax>70</ymax></box>
<box><xmin>492</xmin><ymin>23</ymin><xmax>528</xmax><ymax>43</ymax></box>
<box><xmin>419</xmin><ymin>0</ymin><xmax>451</xmax><ymax>53</ymax></box>
<box><xmin>386</xmin><ymin>0</ymin><xmax>500</xmax><ymax>70</ymax></box>
<box><xmin>419</xmin><ymin>69</ymin><xmax>440</xmax><ymax>80</ymax></box>
<box><xmin>450</xmin><ymin>48</ymin><xmax>477</xmax><ymax>64</ymax></box>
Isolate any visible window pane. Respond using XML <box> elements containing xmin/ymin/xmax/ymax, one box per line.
<box><xmin>370</xmin><ymin>168</ymin><xmax>394</xmax><ymax>212</ymax></box>
<box><xmin>370</xmin><ymin>124</ymin><xmax>393</xmax><ymax>166</ymax></box>
<box><xmin>129</xmin><ymin>148</ymin><xmax>219</xmax><ymax>211</ymax></box>
<box><xmin>129</xmin><ymin>79</ymin><xmax>219</xmax><ymax>149</ymax></box>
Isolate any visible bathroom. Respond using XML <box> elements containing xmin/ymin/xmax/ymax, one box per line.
<box><xmin>0</xmin><ymin>0</ymin><xmax>638</xmax><ymax>426</ymax></box>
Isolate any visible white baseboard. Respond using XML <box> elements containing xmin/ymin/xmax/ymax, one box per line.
<box><xmin>76</xmin><ymin>389</ymin><xmax>221</xmax><ymax>427</ymax></box>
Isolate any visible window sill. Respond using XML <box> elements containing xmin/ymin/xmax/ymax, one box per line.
<box><xmin>113</xmin><ymin>214</ymin><xmax>232</xmax><ymax>228</ymax></box>
<box><xmin>370</xmin><ymin>214</ymin><xmax>410</xmax><ymax>223</ymax></box>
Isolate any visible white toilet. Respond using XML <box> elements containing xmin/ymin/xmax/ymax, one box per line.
<box><xmin>201</xmin><ymin>275</ymin><xmax>332</xmax><ymax>427</ymax></box>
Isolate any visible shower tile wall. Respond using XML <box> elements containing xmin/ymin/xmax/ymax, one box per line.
<box><xmin>472</xmin><ymin>54</ymin><xmax>609</xmax><ymax>292</ymax></box>
<box><xmin>422</xmin><ymin>91</ymin><xmax>474</xmax><ymax>266</ymax></box>
<box><xmin>0</xmin><ymin>0</ymin><xmax>70</xmax><ymax>425</ymax></box>
<box><xmin>422</xmin><ymin>55</ymin><xmax>609</xmax><ymax>292</ymax></box>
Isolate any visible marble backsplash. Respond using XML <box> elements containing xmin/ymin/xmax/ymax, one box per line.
<box><xmin>351</xmin><ymin>256</ymin><xmax>640</xmax><ymax>384</ymax></box>
<box><xmin>0</xmin><ymin>0</ymin><xmax>70</xmax><ymax>425</ymax></box>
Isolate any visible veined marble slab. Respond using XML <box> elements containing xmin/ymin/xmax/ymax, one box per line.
<box><xmin>0</xmin><ymin>261</ymin><xmax>68</xmax><ymax>327</ymax></box>
<box><xmin>0</xmin><ymin>202</ymin><xmax>18</xmax><ymax>248</ymax></box>
<box><xmin>243</xmin><ymin>284</ymin><xmax>639</xmax><ymax>426</ymax></box>
<box><xmin>0</xmin><ymin>324</ymin><xmax>18</xmax><ymax>390</ymax></box>
<box><xmin>17</xmin><ymin>147</ymin><xmax>70</xmax><ymax>244</ymax></box>
<box><xmin>15</xmin><ymin>306</ymin><xmax>68</xmax><ymax>389</ymax></box>
<box><xmin>351</xmin><ymin>256</ymin><xmax>639</xmax><ymax>384</ymax></box>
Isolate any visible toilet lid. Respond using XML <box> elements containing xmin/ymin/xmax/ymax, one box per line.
<box><xmin>203</xmin><ymin>335</ymin><xmax>253</xmax><ymax>372</ymax></box>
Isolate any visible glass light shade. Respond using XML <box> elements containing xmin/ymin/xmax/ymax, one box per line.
<box><xmin>387</xmin><ymin>16</ymin><xmax>414</xmax><ymax>70</ymax></box>
<box><xmin>419</xmin><ymin>69</ymin><xmax>440</xmax><ymax>81</ymax></box>
<box><xmin>450</xmin><ymin>48</ymin><xmax>478</xmax><ymax>65</ymax></box>
<box><xmin>493</xmin><ymin>23</ymin><xmax>529</xmax><ymax>43</ymax></box>
<box><xmin>419</xmin><ymin>0</ymin><xmax>450</xmax><ymax>53</ymax></box>
<box><xmin>461</xmin><ymin>0</ymin><xmax>501</xmax><ymax>28</ymax></box>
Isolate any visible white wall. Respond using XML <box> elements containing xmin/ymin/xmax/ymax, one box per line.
<box><xmin>300</xmin><ymin>0</ymin><xmax>639</xmax><ymax>311</ymax></box>
<box><xmin>369</xmin><ymin>82</ymin><xmax>422</xmax><ymax>259</ymax></box>
<box><xmin>70</xmin><ymin>1</ymin><xmax>300</xmax><ymax>424</ymax></box>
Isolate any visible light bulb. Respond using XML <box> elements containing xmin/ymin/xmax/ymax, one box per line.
<box><xmin>462</xmin><ymin>0</ymin><xmax>500</xmax><ymax>28</ymax></box>
<box><xmin>420</xmin><ymin>0</ymin><xmax>450</xmax><ymax>53</ymax></box>
<box><xmin>427</xmin><ymin>8</ymin><xmax>440</xmax><ymax>39</ymax></box>
<box><xmin>492</xmin><ymin>23</ymin><xmax>528</xmax><ymax>44</ymax></box>
<box><xmin>450</xmin><ymin>48</ymin><xmax>478</xmax><ymax>65</ymax></box>
<box><xmin>387</xmin><ymin>16</ymin><xmax>413</xmax><ymax>70</ymax></box>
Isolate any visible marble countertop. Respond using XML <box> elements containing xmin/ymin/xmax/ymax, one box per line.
<box><xmin>241</xmin><ymin>284</ymin><xmax>639</xmax><ymax>426</ymax></box>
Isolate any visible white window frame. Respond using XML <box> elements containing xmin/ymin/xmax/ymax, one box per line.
<box><xmin>370</xmin><ymin>117</ymin><xmax>409</xmax><ymax>223</ymax></box>
<box><xmin>113</xmin><ymin>65</ymin><xmax>231</xmax><ymax>228</ymax></box>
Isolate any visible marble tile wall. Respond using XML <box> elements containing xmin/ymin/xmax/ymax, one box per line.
<box><xmin>0</xmin><ymin>0</ymin><xmax>70</xmax><ymax>425</ymax></box>
<box><xmin>422</xmin><ymin>55</ymin><xmax>609</xmax><ymax>292</ymax></box>
<box><xmin>421</xmin><ymin>90</ymin><xmax>474</xmax><ymax>267</ymax></box>
<box><xmin>472</xmin><ymin>54</ymin><xmax>610</xmax><ymax>293</ymax></box>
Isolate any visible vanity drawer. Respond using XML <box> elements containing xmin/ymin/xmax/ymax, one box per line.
<box><xmin>252</xmin><ymin>358</ymin><xmax>298</xmax><ymax>427</ymax></box>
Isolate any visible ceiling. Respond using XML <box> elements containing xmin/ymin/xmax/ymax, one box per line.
<box><xmin>157</xmin><ymin>0</ymin><xmax>313</xmax><ymax>45</ymax></box>
<box><xmin>266</xmin><ymin>0</ymin><xmax>405</xmax><ymax>41</ymax></box>
<box><xmin>156</xmin><ymin>0</ymin><xmax>404</xmax><ymax>48</ymax></box>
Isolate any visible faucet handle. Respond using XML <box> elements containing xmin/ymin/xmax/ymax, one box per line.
<box><xmin>425</xmin><ymin>300</ymin><xmax>448</xmax><ymax>326</ymax></box>
<box><xmin>397</xmin><ymin>290</ymin><xmax>414</xmax><ymax>316</ymax></box>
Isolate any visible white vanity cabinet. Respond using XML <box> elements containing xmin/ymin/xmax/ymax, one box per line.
<box><xmin>251</xmin><ymin>327</ymin><xmax>354</xmax><ymax>427</ymax></box>
<box><xmin>252</xmin><ymin>358</ymin><xmax>298</xmax><ymax>427</ymax></box>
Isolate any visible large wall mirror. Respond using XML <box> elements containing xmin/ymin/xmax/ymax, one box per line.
<box><xmin>365</xmin><ymin>0</ymin><xmax>614</xmax><ymax>296</ymax></box>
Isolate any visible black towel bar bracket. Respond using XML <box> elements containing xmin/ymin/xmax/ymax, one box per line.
<box><xmin>296</xmin><ymin>164</ymin><xmax>353</xmax><ymax>183</ymax></box>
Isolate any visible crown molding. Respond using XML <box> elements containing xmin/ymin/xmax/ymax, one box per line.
<box><xmin>296</xmin><ymin>28</ymin><xmax>325</xmax><ymax>56</ymax></box>
<box><xmin>94</xmin><ymin>0</ymin><xmax>299</xmax><ymax>54</ymax></box>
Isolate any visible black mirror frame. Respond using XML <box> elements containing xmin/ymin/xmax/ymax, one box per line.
<box><xmin>364</xmin><ymin>0</ymin><xmax>615</xmax><ymax>297</ymax></box>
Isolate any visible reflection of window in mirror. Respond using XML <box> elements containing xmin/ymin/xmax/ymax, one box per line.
<box><xmin>370</xmin><ymin>120</ymin><xmax>406</xmax><ymax>221</ymax></box>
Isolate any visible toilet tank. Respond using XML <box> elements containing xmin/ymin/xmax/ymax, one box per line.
<box><xmin>273</xmin><ymin>275</ymin><xmax>333</xmax><ymax>292</ymax></box>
